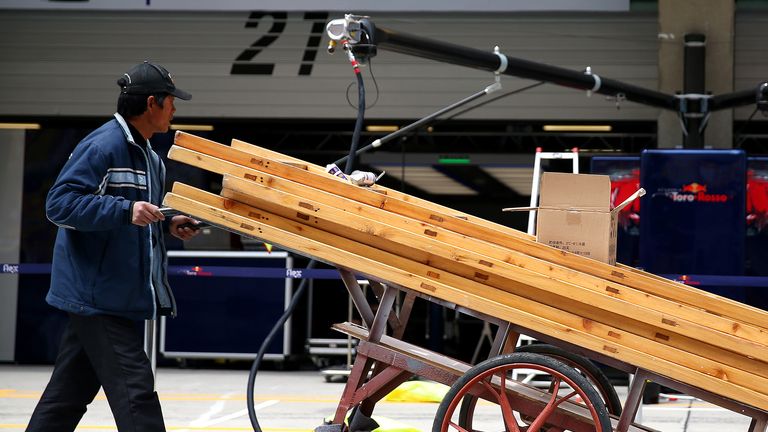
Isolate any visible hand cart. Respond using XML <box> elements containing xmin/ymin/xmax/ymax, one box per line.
<box><xmin>161</xmin><ymin>132</ymin><xmax>768</xmax><ymax>432</ymax></box>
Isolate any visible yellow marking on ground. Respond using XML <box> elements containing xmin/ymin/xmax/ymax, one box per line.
<box><xmin>159</xmin><ymin>394</ymin><xmax>341</xmax><ymax>403</ymax></box>
<box><xmin>0</xmin><ymin>389</ymin><xmax>340</xmax><ymax>403</ymax></box>
<box><xmin>1</xmin><ymin>390</ymin><xmax>434</xmax><ymax>405</ymax></box>
<box><xmin>0</xmin><ymin>390</ymin><xmax>40</xmax><ymax>399</ymax></box>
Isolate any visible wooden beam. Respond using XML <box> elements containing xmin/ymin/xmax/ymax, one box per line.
<box><xmin>208</xmin><ymin>183</ymin><xmax>768</xmax><ymax>393</ymax></box>
<box><xmin>167</xmin><ymin>143</ymin><xmax>768</xmax><ymax>341</ymax></box>
<box><xmin>229</xmin><ymin>136</ymin><xmax>526</xmax><ymax>239</ymax></box>
<box><xmin>218</xmin><ymin>174</ymin><xmax>768</xmax><ymax>367</ymax></box>
<box><xmin>162</xmin><ymin>187</ymin><xmax>768</xmax><ymax>411</ymax></box>
<box><xmin>171</xmin><ymin>133</ymin><xmax>768</xmax><ymax>329</ymax></box>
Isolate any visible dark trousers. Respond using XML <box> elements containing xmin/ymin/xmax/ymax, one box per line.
<box><xmin>26</xmin><ymin>313</ymin><xmax>165</xmax><ymax>432</ymax></box>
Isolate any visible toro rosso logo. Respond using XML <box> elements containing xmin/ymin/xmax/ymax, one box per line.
<box><xmin>665</xmin><ymin>182</ymin><xmax>728</xmax><ymax>203</ymax></box>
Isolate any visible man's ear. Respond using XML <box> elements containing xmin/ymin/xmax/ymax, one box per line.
<box><xmin>146</xmin><ymin>95</ymin><xmax>156</xmax><ymax>110</ymax></box>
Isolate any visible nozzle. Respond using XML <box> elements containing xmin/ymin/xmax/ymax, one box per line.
<box><xmin>327</xmin><ymin>40</ymin><xmax>337</xmax><ymax>54</ymax></box>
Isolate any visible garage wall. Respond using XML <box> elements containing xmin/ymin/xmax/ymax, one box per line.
<box><xmin>2</xmin><ymin>9</ymin><xmax>766</xmax><ymax>121</ymax></box>
<box><xmin>0</xmin><ymin>130</ymin><xmax>24</xmax><ymax>362</ymax></box>
<box><xmin>0</xmin><ymin>10</ymin><xmax>662</xmax><ymax>120</ymax></box>
<box><xmin>735</xmin><ymin>12</ymin><xmax>768</xmax><ymax>121</ymax></box>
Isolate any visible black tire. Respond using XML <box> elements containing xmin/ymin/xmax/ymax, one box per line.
<box><xmin>516</xmin><ymin>344</ymin><xmax>623</xmax><ymax>416</ymax></box>
<box><xmin>434</xmin><ymin>352</ymin><xmax>611</xmax><ymax>432</ymax></box>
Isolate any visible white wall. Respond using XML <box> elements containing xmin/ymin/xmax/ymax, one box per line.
<box><xmin>1</xmin><ymin>9</ymin><xmax>766</xmax><ymax>122</ymax></box>
<box><xmin>0</xmin><ymin>10</ymin><xmax>660</xmax><ymax>121</ymax></box>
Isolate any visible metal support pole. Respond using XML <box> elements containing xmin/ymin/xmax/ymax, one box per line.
<box><xmin>749</xmin><ymin>416</ymin><xmax>768</xmax><ymax>432</ymax></box>
<box><xmin>616</xmin><ymin>368</ymin><xmax>651</xmax><ymax>432</ymax></box>
<box><xmin>683</xmin><ymin>33</ymin><xmax>707</xmax><ymax>148</ymax></box>
<box><xmin>368</xmin><ymin>285</ymin><xmax>397</xmax><ymax>343</ymax></box>
<box><xmin>338</xmin><ymin>269</ymin><xmax>375</xmax><ymax>328</ymax></box>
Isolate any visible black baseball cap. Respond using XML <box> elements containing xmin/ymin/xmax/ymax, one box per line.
<box><xmin>119</xmin><ymin>61</ymin><xmax>192</xmax><ymax>101</ymax></box>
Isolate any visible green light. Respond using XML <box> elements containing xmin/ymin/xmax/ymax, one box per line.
<box><xmin>438</xmin><ymin>157</ymin><xmax>471</xmax><ymax>165</ymax></box>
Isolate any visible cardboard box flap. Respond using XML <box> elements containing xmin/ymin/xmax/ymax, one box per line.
<box><xmin>501</xmin><ymin>206</ymin><xmax>537</xmax><ymax>212</ymax></box>
<box><xmin>540</xmin><ymin>172</ymin><xmax>611</xmax><ymax>211</ymax></box>
<box><xmin>502</xmin><ymin>206</ymin><xmax>609</xmax><ymax>213</ymax></box>
<box><xmin>612</xmin><ymin>187</ymin><xmax>646</xmax><ymax>214</ymax></box>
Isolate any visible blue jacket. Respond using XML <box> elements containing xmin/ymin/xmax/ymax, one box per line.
<box><xmin>45</xmin><ymin>113</ymin><xmax>176</xmax><ymax>321</ymax></box>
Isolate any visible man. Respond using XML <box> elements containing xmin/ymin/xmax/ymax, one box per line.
<box><xmin>27</xmin><ymin>61</ymin><xmax>200</xmax><ymax>432</ymax></box>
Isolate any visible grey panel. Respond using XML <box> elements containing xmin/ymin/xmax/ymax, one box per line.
<box><xmin>0</xmin><ymin>10</ymin><xmax>660</xmax><ymax>120</ymax></box>
<box><xmin>0</xmin><ymin>130</ymin><xmax>23</xmax><ymax>361</ymax></box>
<box><xmin>735</xmin><ymin>12</ymin><xmax>768</xmax><ymax>121</ymax></box>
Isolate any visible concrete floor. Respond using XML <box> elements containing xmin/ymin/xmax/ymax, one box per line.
<box><xmin>0</xmin><ymin>364</ymin><xmax>757</xmax><ymax>431</ymax></box>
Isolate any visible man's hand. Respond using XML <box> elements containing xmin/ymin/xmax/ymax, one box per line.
<box><xmin>170</xmin><ymin>215</ymin><xmax>202</xmax><ymax>241</ymax></box>
<box><xmin>132</xmin><ymin>201</ymin><xmax>165</xmax><ymax>226</ymax></box>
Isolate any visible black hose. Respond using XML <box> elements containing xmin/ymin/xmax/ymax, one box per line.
<box><xmin>332</xmin><ymin>81</ymin><xmax>544</xmax><ymax>168</ymax></box>
<box><xmin>247</xmin><ymin>47</ymin><xmax>366</xmax><ymax>432</ymax></box>
<box><xmin>332</xmin><ymin>84</ymin><xmax>488</xmax><ymax>167</ymax></box>
<box><xmin>343</xmin><ymin>69</ymin><xmax>365</xmax><ymax>175</ymax></box>
<box><xmin>247</xmin><ymin>260</ymin><xmax>316</xmax><ymax>432</ymax></box>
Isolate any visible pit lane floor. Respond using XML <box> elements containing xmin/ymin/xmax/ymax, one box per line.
<box><xmin>0</xmin><ymin>365</ymin><xmax>755</xmax><ymax>431</ymax></box>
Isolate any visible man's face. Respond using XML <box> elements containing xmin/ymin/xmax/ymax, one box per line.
<box><xmin>147</xmin><ymin>95</ymin><xmax>176</xmax><ymax>134</ymax></box>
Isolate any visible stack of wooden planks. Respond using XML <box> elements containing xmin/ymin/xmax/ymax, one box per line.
<box><xmin>163</xmin><ymin>131</ymin><xmax>768</xmax><ymax>412</ymax></box>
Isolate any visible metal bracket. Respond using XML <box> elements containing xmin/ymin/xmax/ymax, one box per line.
<box><xmin>605</xmin><ymin>92</ymin><xmax>626</xmax><ymax>110</ymax></box>
<box><xmin>493</xmin><ymin>45</ymin><xmax>508</xmax><ymax>75</ymax></box>
<box><xmin>675</xmin><ymin>93</ymin><xmax>713</xmax><ymax>117</ymax></box>
<box><xmin>584</xmin><ymin>66</ymin><xmax>602</xmax><ymax>98</ymax></box>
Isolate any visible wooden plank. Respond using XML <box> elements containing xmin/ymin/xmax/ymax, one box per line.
<box><xmin>161</xmin><ymin>188</ymin><xmax>768</xmax><ymax>412</ymax></box>
<box><xmin>172</xmin><ymin>133</ymin><xmax>768</xmax><ymax>329</ymax></box>
<box><xmin>167</xmin><ymin>144</ymin><xmax>768</xmax><ymax>362</ymax></box>
<box><xmin>172</xmin><ymin>183</ymin><xmax>768</xmax><ymax>394</ymax></box>
<box><xmin>226</xmin><ymin>135</ymin><xmax>740</xmax><ymax>314</ymax></box>
<box><xmin>205</xmin><ymin>182</ymin><xmax>768</xmax><ymax>395</ymax></box>
<box><xmin>229</xmin><ymin>137</ymin><xmax>527</xmax><ymax>239</ymax></box>
<box><xmin>226</xmin><ymin>135</ymin><xmax>756</xmax><ymax>319</ymax></box>
<box><xmin>219</xmin><ymin>174</ymin><xmax>768</xmax><ymax>367</ymax></box>
<box><xmin>168</xmin><ymin>144</ymin><xmax>768</xmax><ymax>380</ymax></box>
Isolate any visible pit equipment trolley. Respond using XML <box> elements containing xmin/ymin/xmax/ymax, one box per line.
<box><xmin>162</xmin><ymin>132</ymin><xmax>768</xmax><ymax>432</ymax></box>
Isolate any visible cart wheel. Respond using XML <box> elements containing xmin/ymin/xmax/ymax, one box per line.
<box><xmin>434</xmin><ymin>352</ymin><xmax>611</xmax><ymax>432</ymax></box>
<box><xmin>457</xmin><ymin>345</ymin><xmax>622</xmax><ymax>426</ymax></box>
<box><xmin>514</xmin><ymin>344</ymin><xmax>622</xmax><ymax>416</ymax></box>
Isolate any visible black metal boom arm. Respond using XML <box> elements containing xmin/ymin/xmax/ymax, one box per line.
<box><xmin>371</xmin><ymin>25</ymin><xmax>678</xmax><ymax>111</ymax></box>
<box><xmin>327</xmin><ymin>15</ymin><xmax>766</xmax><ymax>116</ymax></box>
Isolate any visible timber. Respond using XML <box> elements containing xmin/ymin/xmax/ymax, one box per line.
<box><xmin>175</xmin><ymin>131</ymin><xmax>768</xmax><ymax>328</ymax></box>
<box><xmin>217</xmin><ymin>174</ymin><xmax>768</xmax><ymax>354</ymax></box>
<box><xmin>216</xmin><ymin>177</ymin><xmax>768</xmax><ymax>380</ymax></box>
<box><xmin>229</xmin><ymin>137</ymin><xmax>520</xmax><ymax>237</ymax></box>
<box><xmin>164</xmin><ymin>131</ymin><xmax>768</xmax><ymax>413</ymax></box>
<box><xmin>163</xmin><ymin>189</ymin><xmax>768</xmax><ymax>410</ymax></box>
<box><xmin>172</xmin><ymin>182</ymin><xmax>768</xmax><ymax>396</ymax></box>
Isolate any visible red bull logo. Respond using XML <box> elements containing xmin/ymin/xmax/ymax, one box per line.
<box><xmin>682</xmin><ymin>182</ymin><xmax>706</xmax><ymax>193</ymax></box>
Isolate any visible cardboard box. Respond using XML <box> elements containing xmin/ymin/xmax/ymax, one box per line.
<box><xmin>504</xmin><ymin>172</ymin><xmax>644</xmax><ymax>265</ymax></box>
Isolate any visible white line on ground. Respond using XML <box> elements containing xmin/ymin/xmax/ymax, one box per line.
<box><xmin>643</xmin><ymin>406</ymin><xmax>733</xmax><ymax>412</ymax></box>
<box><xmin>190</xmin><ymin>392</ymin><xmax>233</xmax><ymax>427</ymax></box>
<box><xmin>193</xmin><ymin>400</ymin><xmax>279</xmax><ymax>428</ymax></box>
<box><xmin>174</xmin><ymin>395</ymin><xmax>278</xmax><ymax>432</ymax></box>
